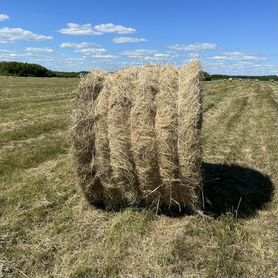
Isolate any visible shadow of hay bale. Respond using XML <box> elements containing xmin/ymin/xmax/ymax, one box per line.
<box><xmin>202</xmin><ymin>163</ymin><xmax>274</xmax><ymax>218</ymax></box>
<box><xmin>85</xmin><ymin>162</ymin><xmax>274</xmax><ymax>219</ymax></box>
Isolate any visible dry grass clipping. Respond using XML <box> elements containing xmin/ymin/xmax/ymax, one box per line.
<box><xmin>72</xmin><ymin>61</ymin><xmax>203</xmax><ymax>213</ymax></box>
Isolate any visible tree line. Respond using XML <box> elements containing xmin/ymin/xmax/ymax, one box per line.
<box><xmin>0</xmin><ymin>61</ymin><xmax>85</xmax><ymax>78</ymax></box>
<box><xmin>0</xmin><ymin>61</ymin><xmax>277</xmax><ymax>80</ymax></box>
<box><xmin>208</xmin><ymin>74</ymin><xmax>278</xmax><ymax>81</ymax></box>
<box><xmin>0</xmin><ymin>61</ymin><xmax>56</xmax><ymax>77</ymax></box>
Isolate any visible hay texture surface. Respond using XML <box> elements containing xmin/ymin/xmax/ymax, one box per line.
<box><xmin>72</xmin><ymin>61</ymin><xmax>203</xmax><ymax>213</ymax></box>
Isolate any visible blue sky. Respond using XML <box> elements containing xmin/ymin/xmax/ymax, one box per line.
<box><xmin>0</xmin><ymin>0</ymin><xmax>277</xmax><ymax>75</ymax></box>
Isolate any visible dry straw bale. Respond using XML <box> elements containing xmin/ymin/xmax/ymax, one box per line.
<box><xmin>72</xmin><ymin>61</ymin><xmax>203</xmax><ymax>213</ymax></box>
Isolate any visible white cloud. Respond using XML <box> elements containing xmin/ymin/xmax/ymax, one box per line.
<box><xmin>240</xmin><ymin>55</ymin><xmax>265</xmax><ymax>61</ymax></box>
<box><xmin>144</xmin><ymin>54</ymin><xmax>171</xmax><ymax>63</ymax></box>
<box><xmin>236</xmin><ymin>61</ymin><xmax>254</xmax><ymax>65</ymax></box>
<box><xmin>154</xmin><ymin>53</ymin><xmax>170</xmax><ymax>58</ymax></box>
<box><xmin>60</xmin><ymin>42</ymin><xmax>98</xmax><ymax>49</ymax></box>
<box><xmin>0</xmin><ymin>51</ymin><xmax>32</xmax><ymax>59</ymax></box>
<box><xmin>120</xmin><ymin>50</ymin><xmax>172</xmax><ymax>65</ymax></box>
<box><xmin>91</xmin><ymin>54</ymin><xmax>117</xmax><ymax>59</ymax></box>
<box><xmin>25</xmin><ymin>47</ymin><xmax>54</xmax><ymax>53</ymax></box>
<box><xmin>0</xmin><ymin>52</ymin><xmax>17</xmax><ymax>59</ymax></box>
<box><xmin>204</xmin><ymin>58</ymin><xmax>277</xmax><ymax>75</ymax></box>
<box><xmin>210</xmin><ymin>55</ymin><xmax>228</xmax><ymax>61</ymax></box>
<box><xmin>168</xmin><ymin>43</ymin><xmax>217</xmax><ymax>51</ymax></box>
<box><xmin>112</xmin><ymin>37</ymin><xmax>146</xmax><ymax>43</ymax></box>
<box><xmin>120</xmin><ymin>49</ymin><xmax>156</xmax><ymax>58</ymax></box>
<box><xmin>94</xmin><ymin>23</ymin><xmax>136</xmax><ymax>34</ymax></box>
<box><xmin>144</xmin><ymin>57</ymin><xmax>162</xmax><ymax>62</ymax></box>
<box><xmin>58</xmin><ymin>23</ymin><xmax>102</xmax><ymax>36</ymax></box>
<box><xmin>65</xmin><ymin>57</ymin><xmax>85</xmax><ymax>61</ymax></box>
<box><xmin>0</xmin><ymin>27</ymin><xmax>53</xmax><ymax>44</ymax></box>
<box><xmin>225</xmin><ymin>51</ymin><xmax>242</xmax><ymax>56</ymax></box>
<box><xmin>64</xmin><ymin>57</ymin><xmax>86</xmax><ymax>64</ymax></box>
<box><xmin>76</xmin><ymin>48</ymin><xmax>107</xmax><ymax>56</ymax></box>
<box><xmin>210</xmin><ymin>52</ymin><xmax>266</xmax><ymax>61</ymax></box>
<box><xmin>0</xmin><ymin>14</ymin><xmax>9</xmax><ymax>21</ymax></box>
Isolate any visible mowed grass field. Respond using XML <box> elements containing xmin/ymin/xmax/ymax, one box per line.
<box><xmin>0</xmin><ymin>76</ymin><xmax>277</xmax><ymax>277</ymax></box>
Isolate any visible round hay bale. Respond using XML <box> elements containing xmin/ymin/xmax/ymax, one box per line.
<box><xmin>72</xmin><ymin>61</ymin><xmax>203</xmax><ymax>213</ymax></box>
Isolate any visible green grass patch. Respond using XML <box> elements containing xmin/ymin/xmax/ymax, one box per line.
<box><xmin>0</xmin><ymin>117</ymin><xmax>69</xmax><ymax>143</ymax></box>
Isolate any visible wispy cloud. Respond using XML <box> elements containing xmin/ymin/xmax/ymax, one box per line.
<box><xmin>91</xmin><ymin>54</ymin><xmax>117</xmax><ymax>59</ymax></box>
<box><xmin>112</xmin><ymin>37</ymin><xmax>146</xmax><ymax>44</ymax></box>
<box><xmin>204</xmin><ymin>60</ymin><xmax>277</xmax><ymax>75</ymax></box>
<box><xmin>65</xmin><ymin>57</ymin><xmax>85</xmax><ymax>61</ymax></box>
<box><xmin>0</xmin><ymin>49</ymin><xmax>11</xmax><ymax>52</ymax></box>
<box><xmin>76</xmin><ymin>48</ymin><xmax>107</xmax><ymax>55</ymax></box>
<box><xmin>143</xmin><ymin>53</ymin><xmax>171</xmax><ymax>63</ymax></box>
<box><xmin>58</xmin><ymin>23</ymin><xmax>137</xmax><ymax>36</ymax></box>
<box><xmin>94</xmin><ymin>23</ymin><xmax>136</xmax><ymax>34</ymax></box>
<box><xmin>154</xmin><ymin>53</ymin><xmax>170</xmax><ymax>58</ymax></box>
<box><xmin>210</xmin><ymin>52</ymin><xmax>266</xmax><ymax>61</ymax></box>
<box><xmin>120</xmin><ymin>49</ymin><xmax>156</xmax><ymax>58</ymax></box>
<box><xmin>58</xmin><ymin>23</ymin><xmax>102</xmax><ymax>36</ymax></box>
<box><xmin>0</xmin><ymin>14</ymin><xmax>9</xmax><ymax>22</ymax></box>
<box><xmin>0</xmin><ymin>27</ymin><xmax>53</xmax><ymax>44</ymax></box>
<box><xmin>120</xmin><ymin>50</ymin><xmax>171</xmax><ymax>64</ymax></box>
<box><xmin>0</xmin><ymin>50</ymin><xmax>32</xmax><ymax>59</ymax></box>
<box><xmin>26</xmin><ymin>47</ymin><xmax>54</xmax><ymax>53</ymax></box>
<box><xmin>31</xmin><ymin>13</ymin><xmax>44</xmax><ymax>16</ymax></box>
<box><xmin>60</xmin><ymin>42</ymin><xmax>98</xmax><ymax>49</ymax></box>
<box><xmin>168</xmin><ymin>42</ymin><xmax>217</xmax><ymax>51</ymax></box>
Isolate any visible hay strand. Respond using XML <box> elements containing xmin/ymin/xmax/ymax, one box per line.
<box><xmin>72</xmin><ymin>71</ymin><xmax>106</xmax><ymax>207</ymax></box>
<box><xmin>106</xmin><ymin>68</ymin><xmax>142</xmax><ymax>209</ymax></box>
<box><xmin>155</xmin><ymin>65</ymin><xmax>180</xmax><ymax>210</ymax></box>
<box><xmin>177</xmin><ymin>61</ymin><xmax>203</xmax><ymax>211</ymax></box>
<box><xmin>130</xmin><ymin>66</ymin><xmax>162</xmax><ymax>208</ymax></box>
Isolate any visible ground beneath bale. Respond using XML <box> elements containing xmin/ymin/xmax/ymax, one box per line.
<box><xmin>0</xmin><ymin>77</ymin><xmax>277</xmax><ymax>278</ymax></box>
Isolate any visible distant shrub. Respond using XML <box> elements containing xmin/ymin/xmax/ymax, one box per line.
<box><xmin>201</xmin><ymin>71</ymin><xmax>211</xmax><ymax>81</ymax></box>
<box><xmin>53</xmin><ymin>71</ymin><xmax>89</xmax><ymax>78</ymax></box>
